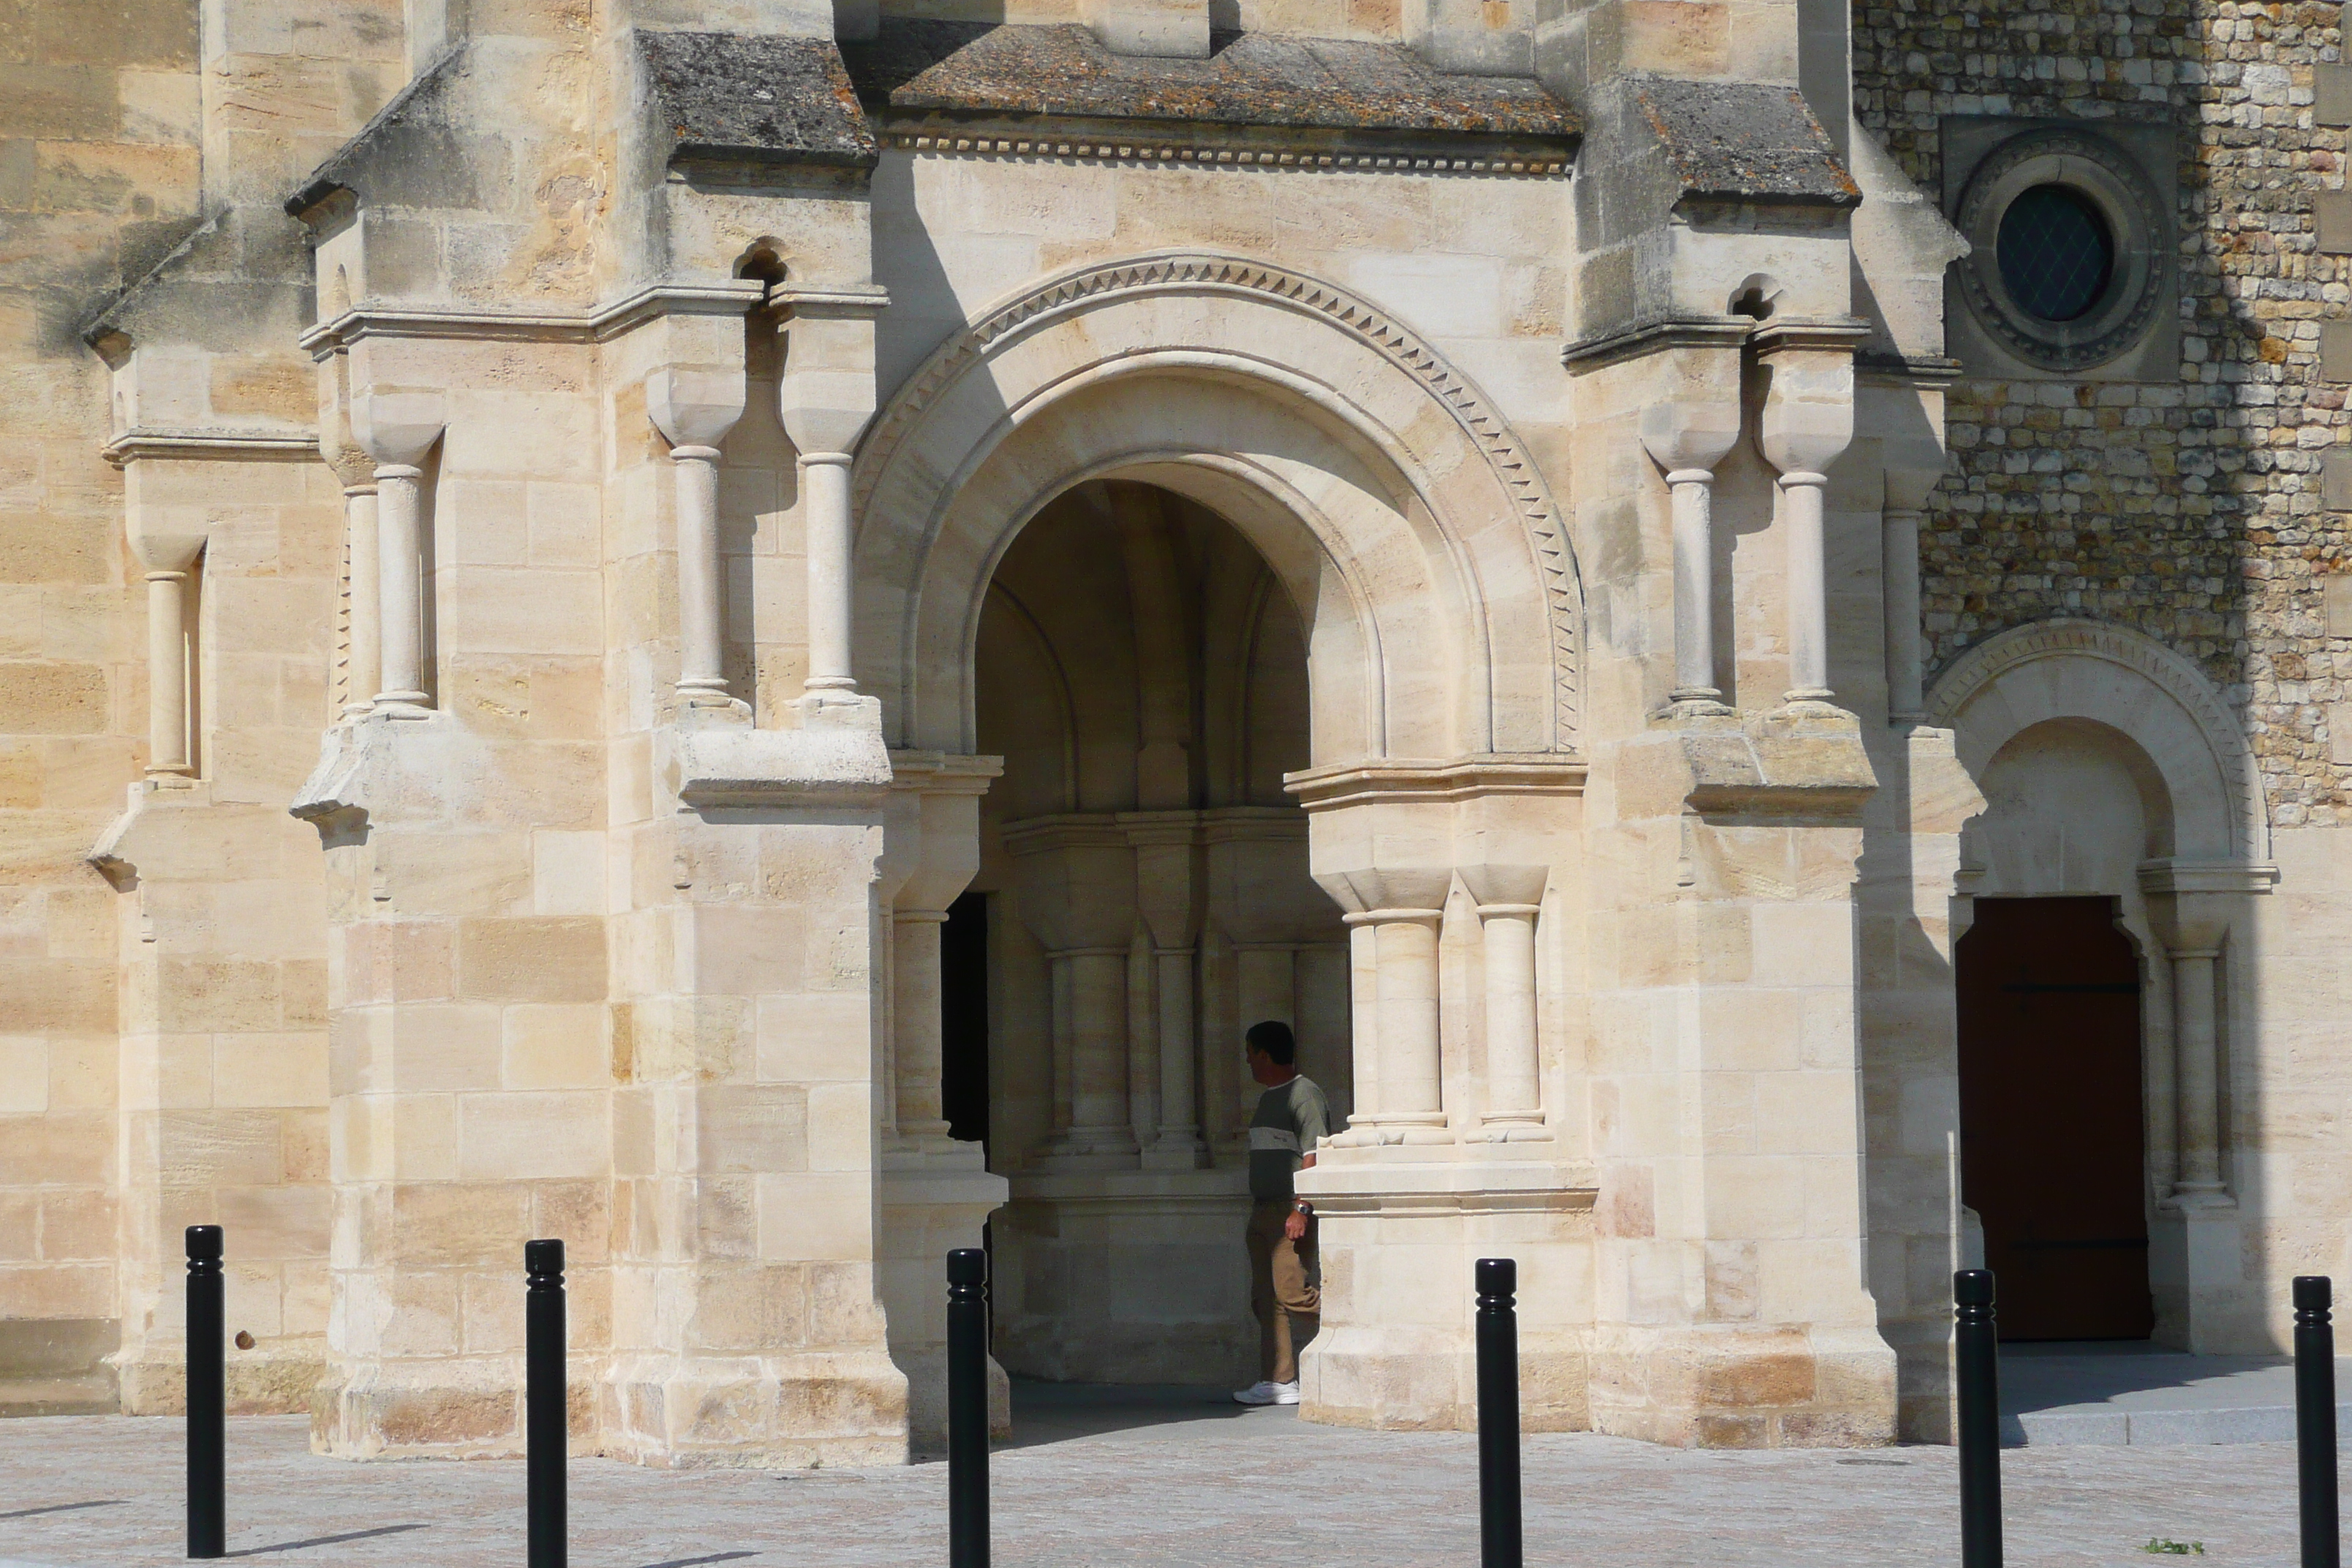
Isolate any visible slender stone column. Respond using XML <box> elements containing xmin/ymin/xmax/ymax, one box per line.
<box><xmin>1637</xmin><ymin>336</ymin><xmax>1743</xmax><ymax>717</ymax></box>
<box><xmin>1667</xmin><ymin>470</ymin><xmax>1724</xmax><ymax>706</ymax></box>
<box><xmin>143</xmin><ymin>564</ymin><xmax>195</xmax><ymax>776</ymax></box>
<box><xmin>342</xmin><ymin>486</ymin><xmax>379</xmax><ymax>721</ymax></box>
<box><xmin>1366</xmin><ymin>908</ymin><xmax>1447</xmax><ymax>1141</ymax></box>
<box><xmin>1779</xmin><ymin>470</ymin><xmax>1833</xmax><ymax>704</ymax></box>
<box><xmin>1881</xmin><ymin>505</ymin><xmax>1923</xmax><ymax>722</ymax></box>
<box><xmin>372</xmin><ymin>464</ymin><xmax>429</xmax><ymax>710</ymax></box>
<box><xmin>1336</xmin><ymin>916</ymin><xmax>1382</xmax><ymax>1142</ymax></box>
<box><xmin>671</xmin><ymin>445</ymin><xmax>729</xmax><ymax>704</ymax></box>
<box><xmin>347</xmin><ymin>383</ymin><xmax>442</xmax><ymax>715</ymax></box>
<box><xmin>777</xmin><ymin>300</ymin><xmax>882</xmax><ymax>709</ymax></box>
<box><xmin>1477</xmin><ymin>902</ymin><xmax>1544</xmax><ymax>1135</ymax></box>
<box><xmin>892</xmin><ymin>911</ymin><xmax>953</xmax><ymax>1140</ymax></box>
<box><xmin>1047</xmin><ymin>955</ymin><xmax>1074</xmax><ymax>1136</ymax></box>
<box><xmin>647</xmin><ymin>361</ymin><xmax>748</xmax><ymax>709</ymax></box>
<box><xmin>1755</xmin><ymin>319</ymin><xmax>1865</xmax><ymax>710</ymax></box>
<box><xmin>2171</xmin><ymin>946</ymin><xmax>2225</xmax><ymax>1199</ymax></box>
<box><xmin>801</xmin><ymin>452</ymin><xmax>857</xmax><ymax>696</ymax></box>
<box><xmin>1049</xmin><ymin>947</ymin><xmax>1137</xmax><ymax>1161</ymax></box>
<box><xmin>1151</xmin><ymin>946</ymin><xmax>1199</xmax><ymax>1156</ymax></box>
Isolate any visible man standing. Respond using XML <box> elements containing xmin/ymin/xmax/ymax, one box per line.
<box><xmin>1235</xmin><ymin>1019</ymin><xmax>1329</xmax><ymax>1406</ymax></box>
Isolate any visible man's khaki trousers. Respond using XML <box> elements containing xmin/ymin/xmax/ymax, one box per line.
<box><xmin>1245</xmin><ymin>1200</ymin><xmax>1321</xmax><ymax>1384</ymax></box>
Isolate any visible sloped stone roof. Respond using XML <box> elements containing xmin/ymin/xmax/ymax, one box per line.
<box><xmin>641</xmin><ymin>31</ymin><xmax>878</xmax><ymax>168</ymax></box>
<box><xmin>1627</xmin><ymin>75</ymin><xmax>1858</xmax><ymax>206</ymax></box>
<box><xmin>841</xmin><ymin>20</ymin><xmax>1577</xmax><ymax>141</ymax></box>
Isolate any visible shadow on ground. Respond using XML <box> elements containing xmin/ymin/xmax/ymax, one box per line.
<box><xmin>996</xmin><ymin>1379</ymin><xmax>1278</xmax><ymax>1451</ymax></box>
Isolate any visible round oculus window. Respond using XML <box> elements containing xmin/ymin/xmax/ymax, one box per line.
<box><xmin>1996</xmin><ymin>184</ymin><xmax>2114</xmax><ymax>323</ymax></box>
<box><xmin>1954</xmin><ymin>129</ymin><xmax>2170</xmax><ymax>372</ymax></box>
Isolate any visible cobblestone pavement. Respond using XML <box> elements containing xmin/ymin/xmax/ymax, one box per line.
<box><xmin>0</xmin><ymin>1384</ymin><xmax>2329</xmax><ymax>1567</ymax></box>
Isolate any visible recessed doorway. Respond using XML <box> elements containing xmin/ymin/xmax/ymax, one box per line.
<box><xmin>1956</xmin><ymin>896</ymin><xmax>2154</xmax><ymax>1341</ymax></box>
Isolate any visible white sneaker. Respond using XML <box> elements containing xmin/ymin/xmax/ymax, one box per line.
<box><xmin>1233</xmin><ymin>1380</ymin><xmax>1302</xmax><ymax>1406</ymax></box>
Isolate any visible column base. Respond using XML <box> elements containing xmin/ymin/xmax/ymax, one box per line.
<box><xmin>114</xmin><ymin>1343</ymin><xmax>323</xmax><ymax>1417</ymax></box>
<box><xmin>2150</xmin><ymin>1202</ymin><xmax>2256</xmax><ymax>1354</ymax></box>
<box><xmin>878</xmin><ymin>1154</ymin><xmax>1009</xmax><ymax>1447</ymax></box>
<box><xmin>0</xmin><ymin>1319</ymin><xmax>118</xmax><ymax>1415</ymax></box>
<box><xmin>1295</xmin><ymin>1155</ymin><xmax>1594</xmax><ymax>1432</ymax></box>
<box><xmin>1326</xmin><ymin>1115</ymin><xmax>1454</xmax><ymax>1147</ymax></box>
<box><xmin>599</xmin><ymin>1351</ymin><xmax>909</xmax><ymax>1469</ymax></box>
<box><xmin>1586</xmin><ymin>1322</ymin><xmax>1896</xmax><ymax>1448</ymax></box>
<box><xmin>1139</xmin><ymin>1137</ymin><xmax>1207</xmax><ymax>1170</ymax></box>
<box><xmin>996</xmin><ymin>1169</ymin><xmax>1255</xmax><ymax>1386</ymax></box>
<box><xmin>1034</xmin><ymin>1125</ymin><xmax>1141</xmax><ymax>1171</ymax></box>
<box><xmin>312</xmin><ymin>1358</ymin><xmax>569</xmax><ymax>1458</ymax></box>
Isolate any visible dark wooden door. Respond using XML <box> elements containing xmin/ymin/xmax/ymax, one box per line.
<box><xmin>1956</xmin><ymin>896</ymin><xmax>2155</xmax><ymax>1341</ymax></box>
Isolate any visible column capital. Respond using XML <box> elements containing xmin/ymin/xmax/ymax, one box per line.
<box><xmin>1754</xmin><ymin>317</ymin><xmax>1869</xmax><ymax>478</ymax></box>
<box><xmin>348</xmin><ymin>387</ymin><xmax>445</xmax><ymax>468</ymax></box>
<box><xmin>647</xmin><ymin>363</ymin><xmax>746</xmax><ymax>451</ymax></box>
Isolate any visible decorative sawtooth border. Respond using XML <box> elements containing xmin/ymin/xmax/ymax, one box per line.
<box><xmin>881</xmin><ymin>132</ymin><xmax>1570</xmax><ymax>178</ymax></box>
<box><xmin>853</xmin><ymin>250</ymin><xmax>1583</xmax><ymax>754</ymax></box>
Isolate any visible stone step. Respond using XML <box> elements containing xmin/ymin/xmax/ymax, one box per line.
<box><xmin>2003</xmin><ymin>1346</ymin><xmax>2352</xmax><ymax>1447</ymax></box>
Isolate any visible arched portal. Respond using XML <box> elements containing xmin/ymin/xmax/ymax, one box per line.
<box><xmin>961</xmin><ymin>478</ymin><xmax>1347</xmax><ymax>1383</ymax></box>
<box><xmin>862</xmin><ymin>252</ymin><xmax>1589</xmax><ymax>1410</ymax></box>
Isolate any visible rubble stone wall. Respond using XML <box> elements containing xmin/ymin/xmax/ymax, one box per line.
<box><xmin>1855</xmin><ymin>0</ymin><xmax>2350</xmax><ymax>826</ymax></box>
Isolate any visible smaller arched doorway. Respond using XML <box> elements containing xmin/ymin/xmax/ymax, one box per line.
<box><xmin>1936</xmin><ymin>620</ymin><xmax>2277</xmax><ymax>1352</ymax></box>
<box><xmin>1957</xmin><ymin>894</ymin><xmax>2152</xmax><ymax>1340</ymax></box>
<box><xmin>1956</xmin><ymin>717</ymin><xmax>2171</xmax><ymax>1341</ymax></box>
<box><xmin>957</xmin><ymin>478</ymin><xmax>1349</xmax><ymax>1385</ymax></box>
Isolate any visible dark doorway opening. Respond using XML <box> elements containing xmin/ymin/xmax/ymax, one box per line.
<box><xmin>1956</xmin><ymin>896</ymin><xmax>2154</xmax><ymax>1341</ymax></box>
<box><xmin>941</xmin><ymin>890</ymin><xmax>990</xmax><ymax>1156</ymax></box>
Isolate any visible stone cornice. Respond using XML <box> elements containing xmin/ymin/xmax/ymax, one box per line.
<box><xmin>1559</xmin><ymin>314</ymin><xmax>1753</xmax><ymax>374</ymax></box>
<box><xmin>1748</xmin><ymin>316</ymin><xmax>1874</xmax><ymax>356</ymax></box>
<box><xmin>998</xmin><ymin>813</ymin><xmax>1134</xmax><ymax>855</ymax></box>
<box><xmin>2136</xmin><ymin>858</ymin><xmax>2280</xmax><ymax>897</ymax></box>
<box><xmin>298</xmin><ymin>281</ymin><xmax>885</xmax><ymax>355</ymax></box>
<box><xmin>102</xmin><ymin>429</ymin><xmax>320</xmax><ymax>467</ymax></box>
<box><xmin>1856</xmin><ymin>351</ymin><xmax>1966</xmax><ymax>388</ymax></box>
<box><xmin>1283</xmin><ymin>753</ymin><xmax>1589</xmax><ymax>811</ymax></box>
<box><xmin>886</xmin><ymin>750</ymin><xmax>1003</xmax><ymax>795</ymax></box>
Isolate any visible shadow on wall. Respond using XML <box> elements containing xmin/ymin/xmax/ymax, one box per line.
<box><xmin>1842</xmin><ymin>0</ymin><xmax>2335</xmax><ymax>1432</ymax></box>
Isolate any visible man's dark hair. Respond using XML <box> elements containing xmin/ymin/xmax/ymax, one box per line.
<box><xmin>1245</xmin><ymin>1019</ymin><xmax>1296</xmax><ymax>1066</ymax></box>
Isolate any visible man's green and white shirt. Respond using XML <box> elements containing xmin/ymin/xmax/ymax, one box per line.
<box><xmin>1247</xmin><ymin>1074</ymin><xmax>1330</xmax><ymax>1203</ymax></box>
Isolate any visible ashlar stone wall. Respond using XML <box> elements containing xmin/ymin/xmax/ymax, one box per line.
<box><xmin>0</xmin><ymin>0</ymin><xmax>202</xmax><ymax>1410</ymax></box>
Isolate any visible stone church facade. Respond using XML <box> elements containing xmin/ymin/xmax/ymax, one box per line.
<box><xmin>0</xmin><ymin>0</ymin><xmax>2342</xmax><ymax>1463</ymax></box>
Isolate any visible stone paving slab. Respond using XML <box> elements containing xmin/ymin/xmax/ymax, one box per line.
<box><xmin>2005</xmin><ymin>1343</ymin><xmax>2352</xmax><ymax>1447</ymax></box>
<box><xmin>0</xmin><ymin>1386</ymin><xmax>2337</xmax><ymax>1568</ymax></box>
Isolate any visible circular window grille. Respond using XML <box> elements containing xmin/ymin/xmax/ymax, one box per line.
<box><xmin>1956</xmin><ymin>130</ymin><xmax>2170</xmax><ymax>372</ymax></box>
<box><xmin>1998</xmin><ymin>185</ymin><xmax>2114</xmax><ymax>323</ymax></box>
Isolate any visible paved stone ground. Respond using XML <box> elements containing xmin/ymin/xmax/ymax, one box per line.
<box><xmin>2005</xmin><ymin>1343</ymin><xmax>2352</xmax><ymax>1446</ymax></box>
<box><xmin>0</xmin><ymin>1383</ymin><xmax>2330</xmax><ymax>1567</ymax></box>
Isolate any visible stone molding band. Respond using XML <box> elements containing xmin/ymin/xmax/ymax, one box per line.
<box><xmin>881</xmin><ymin>132</ymin><xmax>1570</xmax><ymax>177</ymax></box>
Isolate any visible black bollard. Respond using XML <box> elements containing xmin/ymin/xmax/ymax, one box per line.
<box><xmin>186</xmin><ymin>1224</ymin><xmax>225</xmax><ymax>1560</ymax></box>
<box><xmin>1955</xmin><ymin>1268</ymin><xmax>2002</xmax><ymax>1568</ymax></box>
<box><xmin>2296</xmin><ymin>1275</ymin><xmax>2340</xmax><ymax>1568</ymax></box>
<box><xmin>525</xmin><ymin>1239</ymin><xmax>566</xmax><ymax>1568</ymax></box>
<box><xmin>948</xmin><ymin>1248</ymin><xmax>990</xmax><ymax>1568</ymax></box>
<box><xmin>1475</xmin><ymin>1257</ymin><xmax>1523</xmax><ymax>1568</ymax></box>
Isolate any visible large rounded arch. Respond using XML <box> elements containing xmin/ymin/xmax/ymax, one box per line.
<box><xmin>851</xmin><ymin>251</ymin><xmax>1583</xmax><ymax>761</ymax></box>
<box><xmin>1927</xmin><ymin>617</ymin><xmax>2266</xmax><ymax>865</ymax></box>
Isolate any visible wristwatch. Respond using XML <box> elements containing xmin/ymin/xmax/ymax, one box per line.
<box><xmin>1293</xmin><ymin>1201</ymin><xmax>1313</xmax><ymax>1217</ymax></box>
